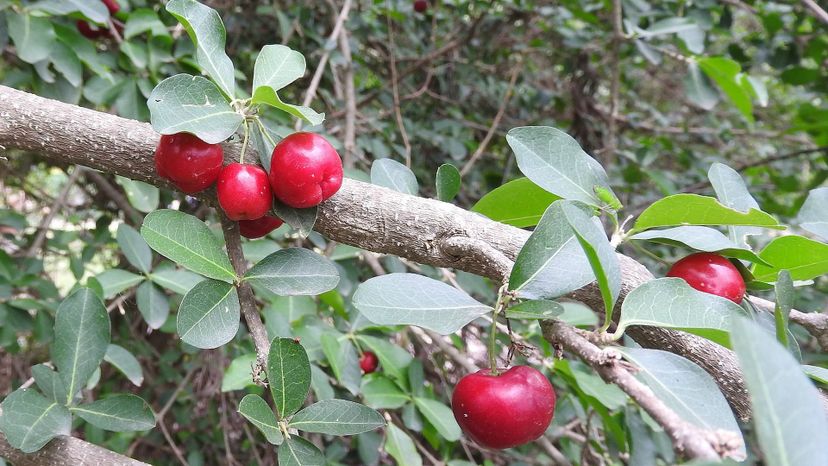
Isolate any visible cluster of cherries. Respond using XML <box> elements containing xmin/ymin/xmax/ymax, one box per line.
<box><xmin>76</xmin><ymin>0</ymin><xmax>124</xmax><ymax>40</ymax></box>
<box><xmin>155</xmin><ymin>132</ymin><xmax>343</xmax><ymax>238</ymax></box>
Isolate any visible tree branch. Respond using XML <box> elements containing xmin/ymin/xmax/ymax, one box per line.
<box><xmin>0</xmin><ymin>432</ymin><xmax>149</xmax><ymax>466</ymax></box>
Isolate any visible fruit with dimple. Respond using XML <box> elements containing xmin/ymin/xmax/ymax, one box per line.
<box><xmin>666</xmin><ymin>252</ymin><xmax>746</xmax><ymax>303</ymax></box>
<box><xmin>269</xmin><ymin>132</ymin><xmax>343</xmax><ymax>208</ymax></box>
<box><xmin>217</xmin><ymin>163</ymin><xmax>273</xmax><ymax>221</ymax></box>
<box><xmin>238</xmin><ymin>216</ymin><xmax>284</xmax><ymax>239</ymax></box>
<box><xmin>451</xmin><ymin>366</ymin><xmax>556</xmax><ymax>449</ymax></box>
<box><xmin>154</xmin><ymin>133</ymin><xmax>223</xmax><ymax>194</ymax></box>
<box><xmin>359</xmin><ymin>351</ymin><xmax>379</xmax><ymax>374</ymax></box>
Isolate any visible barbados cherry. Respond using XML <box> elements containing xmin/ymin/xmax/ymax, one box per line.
<box><xmin>359</xmin><ymin>351</ymin><xmax>379</xmax><ymax>374</ymax></box>
<box><xmin>102</xmin><ymin>0</ymin><xmax>120</xmax><ymax>15</ymax></box>
<box><xmin>667</xmin><ymin>252</ymin><xmax>746</xmax><ymax>303</ymax></box>
<box><xmin>238</xmin><ymin>216</ymin><xmax>283</xmax><ymax>239</ymax></box>
<box><xmin>76</xmin><ymin>21</ymin><xmax>106</xmax><ymax>39</ymax></box>
<box><xmin>414</xmin><ymin>0</ymin><xmax>428</xmax><ymax>13</ymax></box>
<box><xmin>269</xmin><ymin>132</ymin><xmax>343</xmax><ymax>208</ymax></box>
<box><xmin>217</xmin><ymin>163</ymin><xmax>273</xmax><ymax>221</ymax></box>
<box><xmin>154</xmin><ymin>133</ymin><xmax>223</xmax><ymax>194</ymax></box>
<box><xmin>452</xmin><ymin>366</ymin><xmax>556</xmax><ymax>449</ymax></box>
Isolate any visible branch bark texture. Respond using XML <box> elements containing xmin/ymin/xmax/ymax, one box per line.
<box><xmin>0</xmin><ymin>432</ymin><xmax>149</xmax><ymax>466</ymax></box>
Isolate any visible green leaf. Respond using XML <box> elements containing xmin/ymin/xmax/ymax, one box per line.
<box><xmin>30</xmin><ymin>0</ymin><xmax>109</xmax><ymax>23</ymax></box>
<box><xmin>272</xmin><ymin>201</ymin><xmax>317</xmax><ymax>238</ymax></box>
<box><xmin>371</xmin><ymin>159</ymin><xmax>418</xmax><ymax>195</ymax></box>
<box><xmin>612</xmin><ymin>278</ymin><xmax>745</xmax><ymax>346</ymax></box>
<box><xmin>149</xmin><ymin>268</ymin><xmax>205</xmax><ymax>295</ymax></box>
<box><xmin>698</xmin><ymin>57</ymin><xmax>753</xmax><ymax>122</ymax></box>
<box><xmin>320</xmin><ymin>333</ymin><xmax>361</xmax><ymax>395</ymax></box>
<box><xmin>571</xmin><ymin>368</ymin><xmax>627</xmax><ymax>410</ymax></box>
<box><xmin>505</xmin><ymin>300</ymin><xmax>564</xmax><ymax>320</ymax></box>
<box><xmin>148</xmin><ymin>74</ymin><xmax>242</xmax><ymax>144</ymax></box>
<box><xmin>352</xmin><ymin>273</ymin><xmax>491</xmax><ymax>335</ymax></box>
<box><xmin>509</xmin><ymin>201</ymin><xmax>594</xmax><ymax>299</ymax></box>
<box><xmin>708</xmin><ymin>163</ymin><xmax>762</xmax><ymax>248</ymax></box>
<box><xmin>104</xmin><ymin>344</ymin><xmax>144</xmax><ymax>387</ymax></box>
<box><xmin>629</xmin><ymin>226</ymin><xmax>769</xmax><ymax>265</ymax></box>
<box><xmin>268</xmin><ymin>296</ymin><xmax>316</xmax><ymax>323</ymax></box>
<box><xmin>731</xmin><ymin>317</ymin><xmax>828</xmax><ymax>466</ymax></box>
<box><xmin>356</xmin><ymin>334</ymin><xmax>414</xmax><ymax>383</ymax></box>
<box><xmin>268</xmin><ymin>337</ymin><xmax>311</xmax><ymax>418</ymax></box>
<box><xmin>436</xmin><ymin>164</ymin><xmax>461</xmax><ymax>202</ymax></box>
<box><xmin>632</xmin><ymin>194</ymin><xmax>783</xmax><ymax>233</ymax></box>
<box><xmin>385</xmin><ymin>423</ymin><xmax>422</xmax><ymax>466</ymax></box>
<box><xmin>238</xmin><ymin>394</ymin><xmax>283</xmax><ymax>445</ymax></box>
<box><xmin>31</xmin><ymin>364</ymin><xmax>68</xmax><ymax>403</ymax></box>
<box><xmin>7</xmin><ymin>13</ymin><xmax>54</xmax><ymax>64</ymax></box>
<box><xmin>561</xmin><ymin>201</ymin><xmax>621</xmax><ymax>323</ymax></box>
<box><xmin>471</xmin><ymin>177</ymin><xmax>560</xmax><ymax>228</ymax></box>
<box><xmin>252</xmin><ymin>44</ymin><xmax>306</xmax><ymax>95</ymax></box>
<box><xmin>797</xmin><ymin>187</ymin><xmax>828</xmax><ymax>241</ymax></box>
<box><xmin>96</xmin><ymin>269</ymin><xmax>144</xmax><ymax>299</ymax></box>
<box><xmin>620</xmin><ymin>348</ymin><xmax>746</xmax><ymax>458</ymax></box>
<box><xmin>177</xmin><ymin>279</ymin><xmax>240</xmax><ymax>349</ymax></box>
<box><xmin>774</xmin><ymin>270</ymin><xmax>793</xmax><ymax>347</ymax></box>
<box><xmin>802</xmin><ymin>365</ymin><xmax>828</xmax><ymax>385</ymax></box>
<box><xmin>290</xmin><ymin>400</ymin><xmax>384</xmax><ymax>435</ymax></box>
<box><xmin>141</xmin><ymin>210</ymin><xmax>236</xmax><ymax>283</ymax></box>
<box><xmin>71</xmin><ymin>395</ymin><xmax>155</xmax><ymax>432</ymax></box>
<box><xmin>507</xmin><ymin>126</ymin><xmax>614</xmax><ymax>207</ymax></box>
<box><xmin>52</xmin><ymin>288</ymin><xmax>110</xmax><ymax>404</ymax></box>
<box><xmin>0</xmin><ymin>389</ymin><xmax>71</xmax><ymax>453</ymax></box>
<box><xmin>124</xmin><ymin>8</ymin><xmax>169</xmax><ymax>39</ymax></box>
<box><xmin>50</xmin><ymin>42</ymin><xmax>82</xmax><ymax>87</ymax></box>
<box><xmin>362</xmin><ymin>376</ymin><xmax>410</xmax><ymax>409</ymax></box>
<box><xmin>221</xmin><ymin>353</ymin><xmax>257</xmax><ymax>392</ymax></box>
<box><xmin>250</xmin><ymin>86</ymin><xmax>324</xmax><ymax>126</ymax></box>
<box><xmin>310</xmin><ymin>365</ymin><xmax>334</xmax><ymax>401</ymax></box>
<box><xmin>684</xmin><ymin>62</ymin><xmax>718</xmax><ymax>110</ymax></box>
<box><xmin>115</xmin><ymin>176</ymin><xmax>160</xmax><ymax>213</ymax></box>
<box><xmin>413</xmin><ymin>397</ymin><xmax>461</xmax><ymax>441</ymax></box>
<box><xmin>165</xmin><ymin>0</ymin><xmax>235</xmax><ymax>97</ymax></box>
<box><xmin>277</xmin><ymin>437</ymin><xmax>325</xmax><ymax>466</ymax></box>
<box><xmin>752</xmin><ymin>235</ymin><xmax>828</xmax><ymax>282</ymax></box>
<box><xmin>136</xmin><ymin>281</ymin><xmax>170</xmax><ymax>330</ymax></box>
<box><xmin>244</xmin><ymin>248</ymin><xmax>339</xmax><ymax>296</ymax></box>
<box><xmin>117</xmin><ymin>224</ymin><xmax>152</xmax><ymax>273</ymax></box>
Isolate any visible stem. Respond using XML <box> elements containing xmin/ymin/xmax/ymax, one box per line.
<box><xmin>239</xmin><ymin>119</ymin><xmax>250</xmax><ymax>164</ymax></box>
<box><xmin>255</xmin><ymin>117</ymin><xmax>279</xmax><ymax>149</ymax></box>
<box><xmin>488</xmin><ymin>284</ymin><xmax>511</xmax><ymax>375</ymax></box>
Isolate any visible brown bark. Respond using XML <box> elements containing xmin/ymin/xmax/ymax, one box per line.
<box><xmin>0</xmin><ymin>432</ymin><xmax>149</xmax><ymax>466</ymax></box>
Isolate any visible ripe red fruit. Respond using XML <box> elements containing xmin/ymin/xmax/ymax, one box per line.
<box><xmin>238</xmin><ymin>216</ymin><xmax>283</xmax><ymax>239</ymax></box>
<box><xmin>414</xmin><ymin>0</ymin><xmax>428</xmax><ymax>13</ymax></box>
<box><xmin>667</xmin><ymin>252</ymin><xmax>746</xmax><ymax>303</ymax></box>
<box><xmin>269</xmin><ymin>132</ymin><xmax>343</xmax><ymax>208</ymax></box>
<box><xmin>452</xmin><ymin>366</ymin><xmax>556</xmax><ymax>449</ymax></box>
<box><xmin>155</xmin><ymin>133</ymin><xmax>223</xmax><ymax>194</ymax></box>
<box><xmin>102</xmin><ymin>0</ymin><xmax>120</xmax><ymax>15</ymax></box>
<box><xmin>217</xmin><ymin>163</ymin><xmax>273</xmax><ymax>221</ymax></box>
<box><xmin>76</xmin><ymin>21</ymin><xmax>106</xmax><ymax>39</ymax></box>
<box><xmin>359</xmin><ymin>351</ymin><xmax>379</xmax><ymax>374</ymax></box>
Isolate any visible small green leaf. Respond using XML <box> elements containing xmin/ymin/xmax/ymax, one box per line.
<box><xmin>244</xmin><ymin>248</ymin><xmax>339</xmax><ymax>296</ymax></box>
<box><xmin>71</xmin><ymin>395</ymin><xmax>155</xmax><ymax>432</ymax></box>
<box><xmin>268</xmin><ymin>337</ymin><xmax>311</xmax><ymax>418</ymax></box>
<box><xmin>238</xmin><ymin>394</ymin><xmax>283</xmax><ymax>445</ymax></box>
<box><xmin>136</xmin><ymin>281</ymin><xmax>170</xmax><ymax>330</ymax></box>
<box><xmin>803</xmin><ymin>365</ymin><xmax>828</xmax><ymax>385</ymax></box>
<box><xmin>117</xmin><ymin>224</ymin><xmax>152</xmax><ymax>273</ymax></box>
<box><xmin>252</xmin><ymin>44</ymin><xmax>306</xmax><ymax>94</ymax></box>
<box><xmin>272</xmin><ymin>201</ymin><xmax>317</xmax><ymax>238</ymax></box>
<box><xmin>385</xmin><ymin>423</ymin><xmax>422</xmax><ymax>466</ymax></box>
<box><xmin>148</xmin><ymin>74</ymin><xmax>242</xmax><ymax>144</ymax></box>
<box><xmin>362</xmin><ymin>376</ymin><xmax>410</xmax><ymax>409</ymax></box>
<box><xmin>96</xmin><ymin>269</ymin><xmax>144</xmax><ymax>299</ymax></box>
<box><xmin>104</xmin><ymin>344</ymin><xmax>144</xmax><ymax>387</ymax></box>
<box><xmin>277</xmin><ymin>437</ymin><xmax>325</xmax><ymax>466</ymax></box>
<box><xmin>221</xmin><ymin>353</ymin><xmax>257</xmax><ymax>392</ymax></box>
<box><xmin>149</xmin><ymin>268</ymin><xmax>205</xmax><ymax>295</ymax></box>
<box><xmin>698</xmin><ymin>57</ymin><xmax>753</xmax><ymax>122</ymax></box>
<box><xmin>797</xmin><ymin>187</ymin><xmax>828</xmax><ymax>241</ymax></box>
<box><xmin>141</xmin><ymin>210</ymin><xmax>236</xmax><ymax>283</ymax></box>
<box><xmin>31</xmin><ymin>364</ymin><xmax>68</xmax><ymax>403</ymax></box>
<box><xmin>436</xmin><ymin>164</ymin><xmax>461</xmax><ymax>202</ymax></box>
<box><xmin>632</xmin><ymin>194</ymin><xmax>783</xmax><ymax>234</ymax></box>
<box><xmin>505</xmin><ymin>300</ymin><xmax>564</xmax><ymax>320</ymax></box>
<box><xmin>289</xmin><ymin>400</ymin><xmax>384</xmax><ymax>435</ymax></box>
<box><xmin>731</xmin><ymin>317</ymin><xmax>828</xmax><ymax>466</ymax></box>
<box><xmin>371</xmin><ymin>159</ymin><xmax>418</xmax><ymax>195</ymax></box>
<box><xmin>472</xmin><ymin>177</ymin><xmax>560</xmax><ymax>228</ymax></box>
<box><xmin>629</xmin><ymin>226</ymin><xmax>769</xmax><ymax>265</ymax></box>
<box><xmin>352</xmin><ymin>273</ymin><xmax>491</xmax><ymax>335</ymax></box>
<box><xmin>752</xmin><ymin>235</ymin><xmax>828</xmax><ymax>282</ymax></box>
<box><xmin>52</xmin><ymin>288</ymin><xmax>110</xmax><ymax>405</ymax></box>
<box><xmin>7</xmin><ymin>13</ymin><xmax>55</xmax><ymax>64</ymax></box>
<box><xmin>177</xmin><ymin>279</ymin><xmax>240</xmax><ymax>349</ymax></box>
<box><xmin>413</xmin><ymin>397</ymin><xmax>461</xmax><ymax>441</ymax></box>
<box><xmin>320</xmin><ymin>333</ymin><xmax>361</xmax><ymax>395</ymax></box>
<box><xmin>774</xmin><ymin>270</ymin><xmax>793</xmax><ymax>347</ymax></box>
<box><xmin>115</xmin><ymin>176</ymin><xmax>160</xmax><ymax>214</ymax></box>
<box><xmin>0</xmin><ymin>389</ymin><xmax>71</xmax><ymax>453</ymax></box>
<box><xmin>708</xmin><ymin>163</ymin><xmax>763</xmax><ymax>248</ymax></box>
<box><xmin>251</xmin><ymin>86</ymin><xmax>324</xmax><ymax>126</ymax></box>
<box><xmin>684</xmin><ymin>62</ymin><xmax>719</xmax><ymax>110</ymax></box>
<box><xmin>123</xmin><ymin>8</ymin><xmax>169</xmax><ymax>39</ymax></box>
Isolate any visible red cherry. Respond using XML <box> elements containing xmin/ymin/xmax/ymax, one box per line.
<box><xmin>238</xmin><ymin>216</ymin><xmax>283</xmax><ymax>239</ymax></box>
<box><xmin>217</xmin><ymin>163</ymin><xmax>273</xmax><ymax>221</ymax></box>
<box><xmin>269</xmin><ymin>132</ymin><xmax>343</xmax><ymax>209</ymax></box>
<box><xmin>155</xmin><ymin>133</ymin><xmax>223</xmax><ymax>194</ymax></box>
<box><xmin>667</xmin><ymin>252</ymin><xmax>746</xmax><ymax>303</ymax></box>
<box><xmin>451</xmin><ymin>366</ymin><xmax>556</xmax><ymax>449</ymax></box>
<box><xmin>102</xmin><ymin>0</ymin><xmax>121</xmax><ymax>15</ymax></box>
<box><xmin>359</xmin><ymin>351</ymin><xmax>379</xmax><ymax>374</ymax></box>
<box><xmin>414</xmin><ymin>0</ymin><xmax>428</xmax><ymax>13</ymax></box>
<box><xmin>76</xmin><ymin>20</ymin><xmax>106</xmax><ymax>39</ymax></box>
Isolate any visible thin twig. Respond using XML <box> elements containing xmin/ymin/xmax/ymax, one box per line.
<box><xmin>386</xmin><ymin>6</ymin><xmax>412</xmax><ymax>168</ymax></box>
<box><xmin>339</xmin><ymin>27</ymin><xmax>357</xmax><ymax>169</ymax></box>
<box><xmin>603</xmin><ymin>0</ymin><xmax>624</xmax><ymax>166</ymax></box>
<box><xmin>802</xmin><ymin>0</ymin><xmax>828</xmax><ymax>25</ymax></box>
<box><xmin>25</xmin><ymin>166</ymin><xmax>84</xmax><ymax>258</ymax></box>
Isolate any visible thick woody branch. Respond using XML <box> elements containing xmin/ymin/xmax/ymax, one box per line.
<box><xmin>0</xmin><ymin>432</ymin><xmax>149</xmax><ymax>466</ymax></box>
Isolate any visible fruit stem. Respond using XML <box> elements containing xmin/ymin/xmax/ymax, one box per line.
<box><xmin>488</xmin><ymin>284</ymin><xmax>511</xmax><ymax>375</ymax></box>
<box><xmin>239</xmin><ymin>119</ymin><xmax>250</xmax><ymax>164</ymax></box>
<box><xmin>255</xmin><ymin>117</ymin><xmax>279</xmax><ymax>149</ymax></box>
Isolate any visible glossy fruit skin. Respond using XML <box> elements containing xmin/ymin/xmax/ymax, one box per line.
<box><xmin>359</xmin><ymin>351</ymin><xmax>379</xmax><ymax>374</ymax></box>
<box><xmin>451</xmin><ymin>366</ymin><xmax>556</xmax><ymax>449</ymax></box>
<box><xmin>155</xmin><ymin>133</ymin><xmax>224</xmax><ymax>194</ymax></box>
<box><xmin>217</xmin><ymin>163</ymin><xmax>273</xmax><ymax>221</ymax></box>
<box><xmin>667</xmin><ymin>252</ymin><xmax>746</xmax><ymax>303</ymax></box>
<box><xmin>238</xmin><ymin>216</ymin><xmax>283</xmax><ymax>239</ymax></box>
<box><xmin>269</xmin><ymin>132</ymin><xmax>343</xmax><ymax>208</ymax></box>
<box><xmin>414</xmin><ymin>0</ymin><xmax>428</xmax><ymax>13</ymax></box>
<box><xmin>102</xmin><ymin>0</ymin><xmax>120</xmax><ymax>15</ymax></box>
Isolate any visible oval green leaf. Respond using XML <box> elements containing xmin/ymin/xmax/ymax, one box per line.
<box><xmin>289</xmin><ymin>399</ymin><xmax>384</xmax><ymax>435</ymax></box>
<box><xmin>71</xmin><ymin>395</ymin><xmax>155</xmax><ymax>432</ymax></box>
<box><xmin>238</xmin><ymin>394</ymin><xmax>283</xmax><ymax>445</ymax></box>
<box><xmin>472</xmin><ymin>177</ymin><xmax>560</xmax><ymax>228</ymax></box>
<box><xmin>0</xmin><ymin>389</ymin><xmax>71</xmax><ymax>453</ymax></box>
<box><xmin>268</xmin><ymin>337</ymin><xmax>311</xmax><ymax>419</ymax></box>
<box><xmin>244</xmin><ymin>248</ymin><xmax>339</xmax><ymax>296</ymax></box>
<box><xmin>177</xmin><ymin>279</ymin><xmax>240</xmax><ymax>349</ymax></box>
